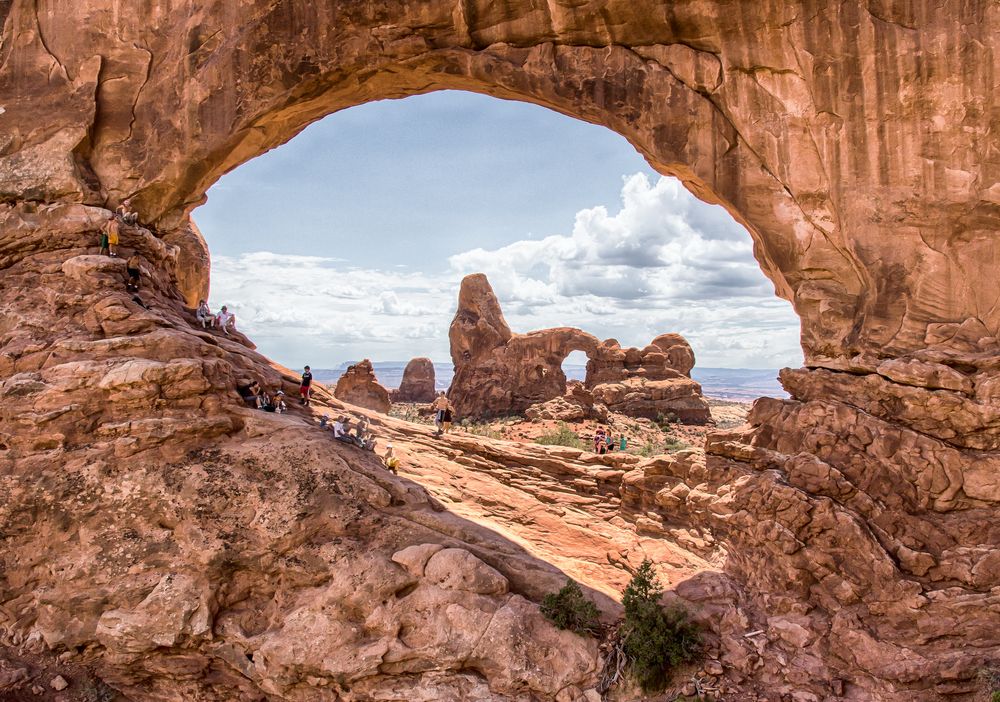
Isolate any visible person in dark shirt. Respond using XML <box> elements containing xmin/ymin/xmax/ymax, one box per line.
<box><xmin>300</xmin><ymin>365</ymin><xmax>313</xmax><ymax>405</ymax></box>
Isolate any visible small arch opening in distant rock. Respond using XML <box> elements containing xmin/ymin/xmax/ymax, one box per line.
<box><xmin>560</xmin><ymin>350</ymin><xmax>590</xmax><ymax>388</ymax></box>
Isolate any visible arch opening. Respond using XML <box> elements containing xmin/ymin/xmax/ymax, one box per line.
<box><xmin>192</xmin><ymin>90</ymin><xmax>801</xmax><ymax>414</ymax></box>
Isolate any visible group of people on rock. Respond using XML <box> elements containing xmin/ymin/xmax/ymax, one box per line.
<box><xmin>320</xmin><ymin>414</ymin><xmax>375</xmax><ymax>448</ymax></box>
<box><xmin>238</xmin><ymin>380</ymin><xmax>287</xmax><ymax>413</ymax></box>
<box><xmin>97</xmin><ymin>201</ymin><xmax>150</xmax><ymax>307</ymax></box>
<box><xmin>594</xmin><ymin>427</ymin><xmax>627</xmax><ymax>454</ymax></box>
<box><xmin>196</xmin><ymin>300</ymin><xmax>238</xmax><ymax>335</ymax></box>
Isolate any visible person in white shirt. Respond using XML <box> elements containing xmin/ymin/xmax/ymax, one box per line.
<box><xmin>215</xmin><ymin>305</ymin><xmax>236</xmax><ymax>335</ymax></box>
<box><xmin>333</xmin><ymin>417</ymin><xmax>347</xmax><ymax>439</ymax></box>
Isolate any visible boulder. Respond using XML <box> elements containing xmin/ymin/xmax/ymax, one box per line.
<box><xmin>392</xmin><ymin>357</ymin><xmax>436</xmax><ymax>403</ymax></box>
<box><xmin>334</xmin><ymin>359</ymin><xmax>391</xmax><ymax>413</ymax></box>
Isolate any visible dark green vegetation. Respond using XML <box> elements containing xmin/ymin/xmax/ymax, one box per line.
<box><xmin>620</xmin><ymin>559</ymin><xmax>702</xmax><ymax>693</ymax></box>
<box><xmin>535</xmin><ymin>422</ymin><xmax>587</xmax><ymax>449</ymax></box>
<box><xmin>539</xmin><ymin>579</ymin><xmax>601</xmax><ymax>636</ymax></box>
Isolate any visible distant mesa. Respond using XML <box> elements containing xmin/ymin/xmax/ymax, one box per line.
<box><xmin>334</xmin><ymin>359</ymin><xmax>391</xmax><ymax>413</ymax></box>
<box><xmin>391</xmin><ymin>357</ymin><xmax>437</xmax><ymax>403</ymax></box>
<box><xmin>447</xmin><ymin>273</ymin><xmax>711</xmax><ymax>423</ymax></box>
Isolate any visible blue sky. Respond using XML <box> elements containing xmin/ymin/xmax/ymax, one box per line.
<box><xmin>194</xmin><ymin>90</ymin><xmax>803</xmax><ymax>370</ymax></box>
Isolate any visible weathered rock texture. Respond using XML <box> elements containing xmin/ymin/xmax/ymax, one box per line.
<box><xmin>0</xmin><ymin>203</ymin><xmax>602</xmax><ymax>701</ymax></box>
<box><xmin>449</xmin><ymin>274</ymin><xmax>709</xmax><ymax>422</ymax></box>
<box><xmin>334</xmin><ymin>359</ymin><xmax>391</xmax><ymax>414</ymax></box>
<box><xmin>587</xmin><ymin>335</ymin><xmax>711</xmax><ymax>424</ymax></box>
<box><xmin>449</xmin><ymin>274</ymin><xmax>601</xmax><ymax>418</ymax></box>
<box><xmin>391</xmin><ymin>357</ymin><xmax>436</xmax><ymax>403</ymax></box>
<box><xmin>3</xmin><ymin>2</ymin><xmax>1000</xmax><ymax>700</ymax></box>
<box><xmin>525</xmin><ymin>380</ymin><xmax>608</xmax><ymax>423</ymax></box>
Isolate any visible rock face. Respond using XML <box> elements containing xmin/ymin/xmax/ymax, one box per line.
<box><xmin>586</xmin><ymin>336</ymin><xmax>711</xmax><ymax>424</ymax></box>
<box><xmin>4</xmin><ymin>2</ymin><xmax>1000</xmax><ymax>700</ymax></box>
<box><xmin>450</xmin><ymin>274</ymin><xmax>709</xmax><ymax>422</ymax></box>
<box><xmin>391</xmin><ymin>357</ymin><xmax>436</xmax><ymax>403</ymax></box>
<box><xmin>525</xmin><ymin>381</ymin><xmax>608</xmax><ymax>423</ymax></box>
<box><xmin>449</xmin><ymin>274</ymin><xmax>600</xmax><ymax>418</ymax></box>
<box><xmin>334</xmin><ymin>359</ymin><xmax>391</xmax><ymax>413</ymax></box>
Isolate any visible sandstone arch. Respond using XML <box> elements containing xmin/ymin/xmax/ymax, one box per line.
<box><xmin>4</xmin><ymin>2</ymin><xmax>1000</xmax><ymax>700</ymax></box>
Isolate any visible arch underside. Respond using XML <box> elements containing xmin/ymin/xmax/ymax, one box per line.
<box><xmin>2</xmin><ymin>1</ymin><xmax>1000</xmax><ymax>700</ymax></box>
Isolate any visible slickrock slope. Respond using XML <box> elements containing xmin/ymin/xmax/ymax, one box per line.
<box><xmin>333</xmin><ymin>359</ymin><xmax>391</xmax><ymax>414</ymax></box>
<box><xmin>3</xmin><ymin>2</ymin><xmax>1000</xmax><ymax>700</ymax></box>
<box><xmin>391</xmin><ymin>357</ymin><xmax>436</xmax><ymax>403</ymax></box>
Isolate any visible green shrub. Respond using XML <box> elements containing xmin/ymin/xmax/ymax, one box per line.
<box><xmin>540</xmin><ymin>579</ymin><xmax>601</xmax><ymax>636</ymax></box>
<box><xmin>991</xmin><ymin>692</ymin><xmax>1000</xmax><ymax>702</ymax></box>
<box><xmin>535</xmin><ymin>422</ymin><xmax>586</xmax><ymax>449</ymax></box>
<box><xmin>462</xmin><ymin>422</ymin><xmax>503</xmax><ymax>439</ymax></box>
<box><xmin>635</xmin><ymin>436</ymin><xmax>690</xmax><ymax>457</ymax></box>
<box><xmin>621</xmin><ymin>559</ymin><xmax>702</xmax><ymax>693</ymax></box>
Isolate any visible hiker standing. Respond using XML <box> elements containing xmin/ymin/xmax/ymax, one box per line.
<box><xmin>125</xmin><ymin>253</ymin><xmax>142</xmax><ymax>291</ymax></box>
<box><xmin>105</xmin><ymin>215</ymin><xmax>120</xmax><ymax>256</ymax></box>
<box><xmin>431</xmin><ymin>392</ymin><xmax>449</xmax><ymax>436</ymax></box>
<box><xmin>99</xmin><ymin>214</ymin><xmax>119</xmax><ymax>256</ymax></box>
<box><xmin>441</xmin><ymin>399</ymin><xmax>455</xmax><ymax>434</ymax></box>
<box><xmin>300</xmin><ymin>365</ymin><xmax>313</xmax><ymax>406</ymax></box>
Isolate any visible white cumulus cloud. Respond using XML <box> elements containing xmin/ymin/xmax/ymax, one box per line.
<box><xmin>206</xmin><ymin>174</ymin><xmax>802</xmax><ymax>370</ymax></box>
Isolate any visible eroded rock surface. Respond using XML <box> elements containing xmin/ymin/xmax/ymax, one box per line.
<box><xmin>586</xmin><ymin>336</ymin><xmax>711</xmax><ymax>424</ymax></box>
<box><xmin>391</xmin><ymin>357</ymin><xmax>436</xmax><ymax>403</ymax></box>
<box><xmin>449</xmin><ymin>274</ymin><xmax>708</xmax><ymax>423</ymax></box>
<box><xmin>333</xmin><ymin>359</ymin><xmax>391</xmax><ymax>414</ymax></box>
<box><xmin>449</xmin><ymin>274</ymin><xmax>600</xmax><ymax>418</ymax></box>
<box><xmin>3</xmin><ymin>2</ymin><xmax>1000</xmax><ymax>700</ymax></box>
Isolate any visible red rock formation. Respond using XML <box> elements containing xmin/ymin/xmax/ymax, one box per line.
<box><xmin>450</xmin><ymin>275</ymin><xmax>709</xmax><ymax>423</ymax></box>
<box><xmin>3</xmin><ymin>2</ymin><xmax>1000</xmax><ymax>699</ymax></box>
<box><xmin>334</xmin><ymin>359</ymin><xmax>391</xmax><ymax>413</ymax></box>
<box><xmin>585</xmin><ymin>337</ymin><xmax>711</xmax><ymax>424</ymax></box>
<box><xmin>525</xmin><ymin>381</ymin><xmax>608</xmax><ymax>423</ymax></box>
<box><xmin>391</xmin><ymin>357</ymin><xmax>436</xmax><ymax>403</ymax></box>
<box><xmin>449</xmin><ymin>274</ymin><xmax>599</xmax><ymax>418</ymax></box>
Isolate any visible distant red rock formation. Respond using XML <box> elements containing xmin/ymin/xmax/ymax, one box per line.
<box><xmin>334</xmin><ymin>359</ymin><xmax>391</xmax><ymax>413</ymax></box>
<box><xmin>392</xmin><ymin>357</ymin><xmax>437</xmax><ymax>403</ymax></box>
<box><xmin>448</xmin><ymin>274</ymin><xmax>710</xmax><ymax>423</ymax></box>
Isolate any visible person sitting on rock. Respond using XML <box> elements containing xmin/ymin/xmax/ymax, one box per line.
<box><xmin>125</xmin><ymin>253</ymin><xmax>142</xmax><ymax>292</ymax></box>
<box><xmin>594</xmin><ymin>428</ymin><xmax>607</xmax><ymax>454</ymax></box>
<box><xmin>196</xmin><ymin>300</ymin><xmax>214</xmax><ymax>328</ymax></box>
<box><xmin>319</xmin><ymin>415</ymin><xmax>330</xmax><ymax>429</ymax></box>
<box><xmin>354</xmin><ymin>417</ymin><xmax>379</xmax><ymax>451</ymax></box>
<box><xmin>264</xmin><ymin>390</ymin><xmax>287</xmax><ymax>414</ymax></box>
<box><xmin>238</xmin><ymin>380</ymin><xmax>264</xmax><ymax>408</ymax></box>
<box><xmin>383</xmin><ymin>443</ymin><xmax>399</xmax><ymax>474</ymax></box>
<box><xmin>116</xmin><ymin>199</ymin><xmax>138</xmax><ymax>225</ymax></box>
<box><xmin>215</xmin><ymin>305</ymin><xmax>236</xmax><ymax>335</ymax></box>
<box><xmin>334</xmin><ymin>416</ymin><xmax>351</xmax><ymax>441</ymax></box>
